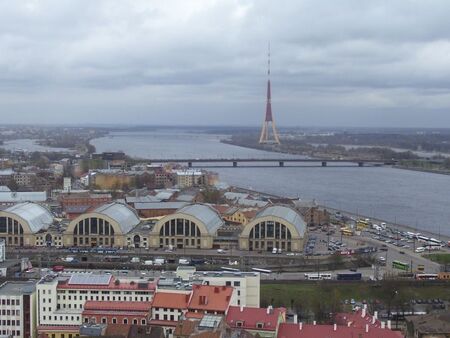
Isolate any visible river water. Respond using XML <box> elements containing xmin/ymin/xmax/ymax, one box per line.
<box><xmin>92</xmin><ymin>131</ymin><xmax>450</xmax><ymax>236</ymax></box>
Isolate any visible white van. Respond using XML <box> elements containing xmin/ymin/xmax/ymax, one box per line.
<box><xmin>154</xmin><ymin>258</ymin><xmax>165</xmax><ymax>266</ymax></box>
<box><xmin>415</xmin><ymin>247</ymin><xmax>425</xmax><ymax>253</ymax></box>
<box><xmin>144</xmin><ymin>260</ymin><xmax>153</xmax><ymax>266</ymax></box>
<box><xmin>131</xmin><ymin>257</ymin><xmax>140</xmax><ymax>263</ymax></box>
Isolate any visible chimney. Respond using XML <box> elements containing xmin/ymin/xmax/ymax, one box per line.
<box><xmin>381</xmin><ymin>322</ymin><xmax>386</xmax><ymax>329</ymax></box>
<box><xmin>347</xmin><ymin>322</ymin><xmax>351</xmax><ymax>327</ymax></box>
<box><xmin>365</xmin><ymin>324</ymin><xmax>369</xmax><ymax>333</ymax></box>
<box><xmin>374</xmin><ymin>311</ymin><xmax>378</xmax><ymax>320</ymax></box>
<box><xmin>313</xmin><ymin>321</ymin><xmax>316</xmax><ymax>326</ymax></box>
<box><xmin>333</xmin><ymin>324</ymin><xmax>337</xmax><ymax>331</ymax></box>
<box><xmin>372</xmin><ymin>316</ymin><xmax>376</xmax><ymax>324</ymax></box>
<box><xmin>361</xmin><ymin>308</ymin><xmax>366</xmax><ymax>318</ymax></box>
<box><xmin>240</xmin><ymin>305</ymin><xmax>243</xmax><ymax>312</ymax></box>
<box><xmin>299</xmin><ymin>322</ymin><xmax>303</xmax><ymax>331</ymax></box>
<box><xmin>387</xmin><ymin>320</ymin><xmax>391</xmax><ymax>329</ymax></box>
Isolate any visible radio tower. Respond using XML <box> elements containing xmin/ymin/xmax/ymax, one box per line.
<box><xmin>259</xmin><ymin>43</ymin><xmax>281</xmax><ymax>144</ymax></box>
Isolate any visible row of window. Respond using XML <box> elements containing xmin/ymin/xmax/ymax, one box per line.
<box><xmin>0</xmin><ymin>217</ymin><xmax>24</xmax><ymax>234</ymax></box>
<box><xmin>0</xmin><ymin>330</ymin><xmax>20</xmax><ymax>337</ymax></box>
<box><xmin>248</xmin><ymin>221</ymin><xmax>292</xmax><ymax>239</ymax></box>
<box><xmin>84</xmin><ymin>317</ymin><xmax>146</xmax><ymax>325</ymax></box>
<box><xmin>41</xmin><ymin>315</ymin><xmax>80</xmax><ymax>322</ymax></box>
<box><xmin>1</xmin><ymin>309</ymin><xmax>20</xmax><ymax>316</ymax></box>
<box><xmin>73</xmin><ymin>218</ymin><xmax>115</xmax><ymax>235</ymax></box>
<box><xmin>159</xmin><ymin>219</ymin><xmax>201</xmax><ymax>237</ymax></box>
<box><xmin>0</xmin><ymin>299</ymin><xmax>20</xmax><ymax>306</ymax></box>
<box><xmin>0</xmin><ymin>319</ymin><xmax>20</xmax><ymax>326</ymax></box>
<box><xmin>55</xmin><ymin>295</ymin><xmax>150</xmax><ymax>302</ymax></box>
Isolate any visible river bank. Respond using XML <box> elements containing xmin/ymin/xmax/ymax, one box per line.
<box><xmin>231</xmin><ymin>185</ymin><xmax>450</xmax><ymax>243</ymax></box>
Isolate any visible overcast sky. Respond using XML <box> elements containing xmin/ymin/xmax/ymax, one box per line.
<box><xmin>1</xmin><ymin>1</ymin><xmax>450</xmax><ymax>127</ymax></box>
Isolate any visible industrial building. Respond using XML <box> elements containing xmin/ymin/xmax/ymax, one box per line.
<box><xmin>149</xmin><ymin>204</ymin><xmax>224</xmax><ymax>249</ymax></box>
<box><xmin>239</xmin><ymin>205</ymin><xmax>307</xmax><ymax>252</ymax></box>
<box><xmin>0</xmin><ymin>201</ymin><xmax>307</xmax><ymax>252</ymax></box>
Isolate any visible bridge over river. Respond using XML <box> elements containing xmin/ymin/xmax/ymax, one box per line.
<box><xmin>139</xmin><ymin>158</ymin><xmax>396</xmax><ymax>168</ymax></box>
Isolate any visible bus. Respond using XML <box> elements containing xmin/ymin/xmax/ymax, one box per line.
<box><xmin>336</xmin><ymin>273</ymin><xmax>362</xmax><ymax>281</ymax></box>
<box><xmin>252</xmin><ymin>268</ymin><xmax>272</xmax><ymax>274</ymax></box>
<box><xmin>341</xmin><ymin>228</ymin><xmax>354</xmax><ymax>236</ymax></box>
<box><xmin>304</xmin><ymin>273</ymin><xmax>333</xmax><ymax>280</ymax></box>
<box><xmin>392</xmin><ymin>260</ymin><xmax>409</xmax><ymax>271</ymax></box>
<box><xmin>415</xmin><ymin>274</ymin><xmax>438</xmax><ymax>281</ymax></box>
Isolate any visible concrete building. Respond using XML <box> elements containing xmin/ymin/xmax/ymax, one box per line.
<box><xmin>36</xmin><ymin>273</ymin><xmax>156</xmax><ymax>337</ymax></box>
<box><xmin>0</xmin><ymin>280</ymin><xmax>37</xmax><ymax>338</ymax></box>
<box><xmin>0</xmin><ymin>202</ymin><xmax>53</xmax><ymax>247</ymax></box>
<box><xmin>149</xmin><ymin>204</ymin><xmax>224</xmax><ymax>249</ymax></box>
<box><xmin>174</xmin><ymin>170</ymin><xmax>206</xmax><ymax>188</ymax></box>
<box><xmin>239</xmin><ymin>205</ymin><xmax>307</xmax><ymax>252</ymax></box>
<box><xmin>64</xmin><ymin>202</ymin><xmax>141</xmax><ymax>248</ymax></box>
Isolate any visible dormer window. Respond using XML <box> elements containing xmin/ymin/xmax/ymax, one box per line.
<box><xmin>236</xmin><ymin>321</ymin><xmax>243</xmax><ymax>327</ymax></box>
<box><xmin>256</xmin><ymin>322</ymin><xmax>264</xmax><ymax>329</ymax></box>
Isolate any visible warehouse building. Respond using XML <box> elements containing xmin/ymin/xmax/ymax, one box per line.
<box><xmin>64</xmin><ymin>202</ymin><xmax>141</xmax><ymax>248</ymax></box>
<box><xmin>239</xmin><ymin>205</ymin><xmax>306</xmax><ymax>252</ymax></box>
<box><xmin>149</xmin><ymin>204</ymin><xmax>224</xmax><ymax>249</ymax></box>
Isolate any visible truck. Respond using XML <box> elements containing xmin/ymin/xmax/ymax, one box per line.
<box><xmin>336</xmin><ymin>272</ymin><xmax>362</xmax><ymax>281</ymax></box>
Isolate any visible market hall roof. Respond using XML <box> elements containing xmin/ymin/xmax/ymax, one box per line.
<box><xmin>2</xmin><ymin>202</ymin><xmax>53</xmax><ymax>233</ymax></box>
<box><xmin>176</xmin><ymin>204</ymin><xmax>224</xmax><ymax>234</ymax></box>
<box><xmin>93</xmin><ymin>202</ymin><xmax>140</xmax><ymax>234</ymax></box>
<box><xmin>255</xmin><ymin>205</ymin><xmax>307</xmax><ymax>236</ymax></box>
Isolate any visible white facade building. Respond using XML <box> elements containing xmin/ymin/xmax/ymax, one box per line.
<box><xmin>0</xmin><ymin>281</ymin><xmax>37</xmax><ymax>338</ymax></box>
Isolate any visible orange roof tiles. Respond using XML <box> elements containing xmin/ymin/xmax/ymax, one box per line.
<box><xmin>188</xmin><ymin>284</ymin><xmax>233</xmax><ymax>313</ymax></box>
<box><xmin>152</xmin><ymin>292</ymin><xmax>190</xmax><ymax>309</ymax></box>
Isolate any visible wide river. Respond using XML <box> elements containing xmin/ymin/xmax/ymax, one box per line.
<box><xmin>91</xmin><ymin>130</ymin><xmax>450</xmax><ymax>237</ymax></box>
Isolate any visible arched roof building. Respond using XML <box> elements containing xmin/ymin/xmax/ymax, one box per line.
<box><xmin>239</xmin><ymin>205</ymin><xmax>306</xmax><ymax>252</ymax></box>
<box><xmin>0</xmin><ymin>202</ymin><xmax>54</xmax><ymax>246</ymax></box>
<box><xmin>64</xmin><ymin>202</ymin><xmax>141</xmax><ymax>248</ymax></box>
<box><xmin>149</xmin><ymin>204</ymin><xmax>224</xmax><ymax>249</ymax></box>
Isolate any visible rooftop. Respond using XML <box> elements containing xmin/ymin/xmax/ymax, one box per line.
<box><xmin>226</xmin><ymin>306</ymin><xmax>286</xmax><ymax>332</ymax></box>
<box><xmin>0</xmin><ymin>191</ymin><xmax>47</xmax><ymax>203</ymax></box>
<box><xmin>151</xmin><ymin>292</ymin><xmax>190</xmax><ymax>309</ymax></box>
<box><xmin>93</xmin><ymin>202</ymin><xmax>140</xmax><ymax>234</ymax></box>
<box><xmin>134</xmin><ymin>202</ymin><xmax>188</xmax><ymax>210</ymax></box>
<box><xmin>3</xmin><ymin>202</ymin><xmax>53</xmax><ymax>233</ymax></box>
<box><xmin>256</xmin><ymin>205</ymin><xmax>307</xmax><ymax>236</ymax></box>
<box><xmin>176</xmin><ymin>204</ymin><xmax>224</xmax><ymax>234</ymax></box>
<box><xmin>406</xmin><ymin>312</ymin><xmax>450</xmax><ymax>334</ymax></box>
<box><xmin>0</xmin><ymin>280</ymin><xmax>36</xmax><ymax>295</ymax></box>
<box><xmin>277</xmin><ymin>323</ymin><xmax>403</xmax><ymax>338</ymax></box>
<box><xmin>188</xmin><ymin>284</ymin><xmax>233</xmax><ymax>313</ymax></box>
<box><xmin>55</xmin><ymin>275</ymin><xmax>156</xmax><ymax>291</ymax></box>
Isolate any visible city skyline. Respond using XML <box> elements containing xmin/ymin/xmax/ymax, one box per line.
<box><xmin>1</xmin><ymin>1</ymin><xmax>450</xmax><ymax>127</ymax></box>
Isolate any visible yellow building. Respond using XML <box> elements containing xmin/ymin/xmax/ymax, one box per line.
<box><xmin>223</xmin><ymin>207</ymin><xmax>258</xmax><ymax>225</ymax></box>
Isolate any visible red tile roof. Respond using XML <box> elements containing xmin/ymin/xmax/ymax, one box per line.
<box><xmin>226</xmin><ymin>306</ymin><xmax>286</xmax><ymax>332</ymax></box>
<box><xmin>152</xmin><ymin>292</ymin><xmax>190</xmax><ymax>309</ymax></box>
<box><xmin>57</xmin><ymin>277</ymin><xmax>156</xmax><ymax>291</ymax></box>
<box><xmin>277</xmin><ymin>323</ymin><xmax>404</xmax><ymax>338</ymax></box>
<box><xmin>84</xmin><ymin>300</ymin><xmax>152</xmax><ymax>312</ymax></box>
<box><xmin>188</xmin><ymin>284</ymin><xmax>233</xmax><ymax>313</ymax></box>
<box><xmin>335</xmin><ymin>309</ymin><xmax>383</xmax><ymax>329</ymax></box>
<box><xmin>185</xmin><ymin>312</ymin><xmax>205</xmax><ymax>319</ymax></box>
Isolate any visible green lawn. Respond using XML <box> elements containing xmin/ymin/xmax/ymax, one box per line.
<box><xmin>424</xmin><ymin>253</ymin><xmax>450</xmax><ymax>264</ymax></box>
<box><xmin>261</xmin><ymin>282</ymin><xmax>450</xmax><ymax>309</ymax></box>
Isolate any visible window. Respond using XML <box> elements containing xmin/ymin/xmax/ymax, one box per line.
<box><xmin>256</xmin><ymin>323</ymin><xmax>264</xmax><ymax>329</ymax></box>
<box><xmin>236</xmin><ymin>321</ymin><xmax>243</xmax><ymax>327</ymax></box>
<box><xmin>102</xmin><ymin>317</ymin><xmax>107</xmax><ymax>324</ymax></box>
<box><xmin>123</xmin><ymin>318</ymin><xmax>128</xmax><ymax>324</ymax></box>
<box><xmin>234</xmin><ymin>281</ymin><xmax>240</xmax><ymax>287</ymax></box>
<box><xmin>141</xmin><ymin>319</ymin><xmax>146</xmax><ymax>325</ymax></box>
<box><xmin>112</xmin><ymin>318</ymin><xmax>117</xmax><ymax>324</ymax></box>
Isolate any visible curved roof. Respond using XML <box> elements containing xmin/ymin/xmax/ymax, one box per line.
<box><xmin>93</xmin><ymin>202</ymin><xmax>140</xmax><ymax>234</ymax></box>
<box><xmin>255</xmin><ymin>205</ymin><xmax>306</xmax><ymax>236</ymax></box>
<box><xmin>176</xmin><ymin>204</ymin><xmax>224</xmax><ymax>234</ymax></box>
<box><xmin>4</xmin><ymin>202</ymin><xmax>53</xmax><ymax>233</ymax></box>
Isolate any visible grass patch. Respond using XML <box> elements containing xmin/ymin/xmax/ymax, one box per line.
<box><xmin>261</xmin><ymin>282</ymin><xmax>450</xmax><ymax>308</ymax></box>
<box><xmin>424</xmin><ymin>253</ymin><xmax>450</xmax><ymax>264</ymax></box>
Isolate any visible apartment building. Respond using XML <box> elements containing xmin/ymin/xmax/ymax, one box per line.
<box><xmin>0</xmin><ymin>280</ymin><xmax>37</xmax><ymax>338</ymax></box>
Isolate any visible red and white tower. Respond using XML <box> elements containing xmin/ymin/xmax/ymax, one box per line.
<box><xmin>259</xmin><ymin>43</ymin><xmax>280</xmax><ymax>144</ymax></box>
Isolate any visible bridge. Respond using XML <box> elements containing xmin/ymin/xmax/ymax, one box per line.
<box><xmin>139</xmin><ymin>158</ymin><xmax>396</xmax><ymax>168</ymax></box>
